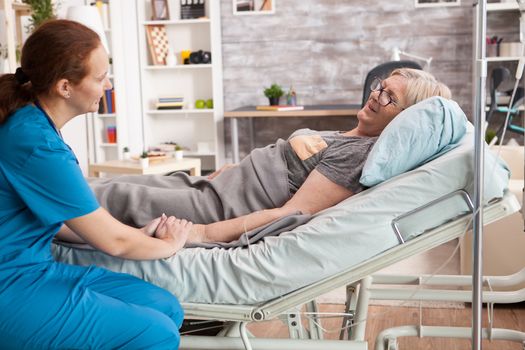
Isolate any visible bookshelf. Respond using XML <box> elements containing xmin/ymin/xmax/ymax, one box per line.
<box><xmin>0</xmin><ymin>0</ymin><xmax>31</xmax><ymax>73</ymax></box>
<box><xmin>86</xmin><ymin>0</ymin><xmax>128</xmax><ymax>163</ymax></box>
<box><xmin>482</xmin><ymin>1</ymin><xmax>524</xmax><ymax>135</ymax></box>
<box><xmin>136</xmin><ymin>0</ymin><xmax>224</xmax><ymax>171</ymax></box>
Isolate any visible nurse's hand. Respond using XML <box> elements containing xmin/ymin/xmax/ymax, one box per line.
<box><xmin>140</xmin><ymin>215</ymin><xmax>164</xmax><ymax>236</ymax></box>
<box><xmin>155</xmin><ymin>215</ymin><xmax>192</xmax><ymax>253</ymax></box>
<box><xmin>207</xmin><ymin>163</ymin><xmax>237</xmax><ymax>180</ymax></box>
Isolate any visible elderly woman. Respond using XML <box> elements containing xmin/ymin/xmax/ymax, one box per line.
<box><xmin>87</xmin><ymin>68</ymin><xmax>451</xmax><ymax>245</ymax></box>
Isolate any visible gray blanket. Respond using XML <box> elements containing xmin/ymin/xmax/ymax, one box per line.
<box><xmin>79</xmin><ymin>140</ymin><xmax>310</xmax><ymax>248</ymax></box>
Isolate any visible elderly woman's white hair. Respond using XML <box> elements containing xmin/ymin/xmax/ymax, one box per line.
<box><xmin>390</xmin><ymin>68</ymin><xmax>452</xmax><ymax>107</ymax></box>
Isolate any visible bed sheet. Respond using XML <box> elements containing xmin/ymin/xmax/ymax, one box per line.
<box><xmin>52</xmin><ymin>128</ymin><xmax>510</xmax><ymax>304</ymax></box>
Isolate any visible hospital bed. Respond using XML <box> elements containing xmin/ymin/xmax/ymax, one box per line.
<box><xmin>52</xmin><ymin>127</ymin><xmax>522</xmax><ymax>349</ymax></box>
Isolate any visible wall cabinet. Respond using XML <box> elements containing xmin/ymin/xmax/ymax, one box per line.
<box><xmin>136</xmin><ymin>0</ymin><xmax>224</xmax><ymax>171</ymax></box>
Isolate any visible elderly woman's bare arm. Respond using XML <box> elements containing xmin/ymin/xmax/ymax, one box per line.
<box><xmin>190</xmin><ymin>169</ymin><xmax>353</xmax><ymax>244</ymax></box>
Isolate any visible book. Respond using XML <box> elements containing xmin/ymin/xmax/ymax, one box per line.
<box><xmin>111</xmin><ymin>89</ymin><xmax>116</xmax><ymax>113</ymax></box>
<box><xmin>105</xmin><ymin>89</ymin><xmax>113</xmax><ymax>114</ymax></box>
<box><xmin>99</xmin><ymin>94</ymin><xmax>108</xmax><ymax>114</ymax></box>
<box><xmin>255</xmin><ymin>105</ymin><xmax>304</xmax><ymax>111</ymax></box>
<box><xmin>157</xmin><ymin>105</ymin><xmax>183</xmax><ymax>110</ymax></box>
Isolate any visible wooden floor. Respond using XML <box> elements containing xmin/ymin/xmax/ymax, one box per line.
<box><xmin>248</xmin><ymin>303</ymin><xmax>525</xmax><ymax>349</ymax></box>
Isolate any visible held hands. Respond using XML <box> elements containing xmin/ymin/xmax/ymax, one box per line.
<box><xmin>143</xmin><ymin>214</ymin><xmax>193</xmax><ymax>254</ymax></box>
<box><xmin>141</xmin><ymin>216</ymin><xmax>162</xmax><ymax>236</ymax></box>
<box><xmin>207</xmin><ymin>163</ymin><xmax>237</xmax><ymax>180</ymax></box>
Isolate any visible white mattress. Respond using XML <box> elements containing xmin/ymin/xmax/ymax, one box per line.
<box><xmin>52</xmin><ymin>129</ymin><xmax>510</xmax><ymax>304</ymax></box>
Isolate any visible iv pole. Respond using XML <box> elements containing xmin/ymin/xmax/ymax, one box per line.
<box><xmin>472</xmin><ymin>0</ymin><xmax>486</xmax><ymax>349</ymax></box>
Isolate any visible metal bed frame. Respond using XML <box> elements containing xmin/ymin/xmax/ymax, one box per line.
<box><xmin>179</xmin><ymin>191</ymin><xmax>520</xmax><ymax>350</ymax></box>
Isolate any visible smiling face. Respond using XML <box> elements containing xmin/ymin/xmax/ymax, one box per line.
<box><xmin>69</xmin><ymin>45</ymin><xmax>112</xmax><ymax>114</ymax></box>
<box><xmin>355</xmin><ymin>75</ymin><xmax>408</xmax><ymax>137</ymax></box>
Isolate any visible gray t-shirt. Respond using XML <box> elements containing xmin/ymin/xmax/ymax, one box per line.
<box><xmin>283</xmin><ymin>128</ymin><xmax>377</xmax><ymax>194</ymax></box>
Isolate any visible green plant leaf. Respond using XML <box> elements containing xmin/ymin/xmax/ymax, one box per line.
<box><xmin>263</xmin><ymin>83</ymin><xmax>284</xmax><ymax>98</ymax></box>
<box><xmin>22</xmin><ymin>0</ymin><xmax>57</xmax><ymax>33</ymax></box>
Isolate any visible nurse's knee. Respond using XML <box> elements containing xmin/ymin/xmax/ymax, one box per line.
<box><xmin>153</xmin><ymin>289</ymin><xmax>184</xmax><ymax>327</ymax></box>
<box><xmin>143</xmin><ymin>313</ymin><xmax>181</xmax><ymax>349</ymax></box>
<box><xmin>166</xmin><ymin>295</ymin><xmax>184</xmax><ymax>327</ymax></box>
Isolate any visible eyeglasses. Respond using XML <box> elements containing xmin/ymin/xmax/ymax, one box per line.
<box><xmin>370</xmin><ymin>77</ymin><xmax>403</xmax><ymax>110</ymax></box>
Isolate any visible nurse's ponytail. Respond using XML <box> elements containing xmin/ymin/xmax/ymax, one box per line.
<box><xmin>0</xmin><ymin>19</ymin><xmax>100</xmax><ymax>124</ymax></box>
<box><xmin>0</xmin><ymin>69</ymin><xmax>34</xmax><ymax>124</ymax></box>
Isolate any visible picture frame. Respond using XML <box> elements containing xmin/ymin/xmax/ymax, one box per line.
<box><xmin>233</xmin><ymin>0</ymin><xmax>275</xmax><ymax>16</ymax></box>
<box><xmin>145</xmin><ymin>25</ymin><xmax>170</xmax><ymax>65</ymax></box>
<box><xmin>151</xmin><ymin>0</ymin><xmax>170</xmax><ymax>20</ymax></box>
<box><xmin>415</xmin><ymin>0</ymin><xmax>460</xmax><ymax>8</ymax></box>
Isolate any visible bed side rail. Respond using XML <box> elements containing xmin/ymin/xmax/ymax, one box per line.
<box><xmin>391</xmin><ymin>189</ymin><xmax>474</xmax><ymax>244</ymax></box>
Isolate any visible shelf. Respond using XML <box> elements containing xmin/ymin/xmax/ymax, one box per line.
<box><xmin>147</xmin><ymin>109</ymin><xmax>214</xmax><ymax>115</ymax></box>
<box><xmin>98</xmin><ymin>113</ymin><xmax>117</xmax><ymax>118</ymax></box>
<box><xmin>487</xmin><ymin>56</ymin><xmax>521</xmax><ymax>62</ymax></box>
<box><xmin>11</xmin><ymin>2</ymin><xmax>31</xmax><ymax>12</ymax></box>
<box><xmin>137</xmin><ymin>1</ymin><xmax>224</xmax><ymax>170</ymax></box>
<box><xmin>100</xmin><ymin>143</ymin><xmax>118</xmax><ymax>147</ymax></box>
<box><xmin>185</xmin><ymin>151</ymin><xmax>216</xmax><ymax>157</ymax></box>
<box><xmin>487</xmin><ymin>2</ymin><xmax>519</xmax><ymax>12</ymax></box>
<box><xmin>142</xmin><ymin>18</ymin><xmax>210</xmax><ymax>25</ymax></box>
<box><xmin>0</xmin><ymin>1</ymin><xmax>31</xmax><ymax>12</ymax></box>
<box><xmin>485</xmin><ymin>105</ymin><xmax>525</xmax><ymax>111</ymax></box>
<box><xmin>144</xmin><ymin>64</ymin><xmax>213</xmax><ymax>70</ymax></box>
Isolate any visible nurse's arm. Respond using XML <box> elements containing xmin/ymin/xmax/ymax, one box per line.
<box><xmin>64</xmin><ymin>207</ymin><xmax>192</xmax><ymax>260</ymax></box>
<box><xmin>55</xmin><ymin>224</ymin><xmax>85</xmax><ymax>243</ymax></box>
<box><xmin>55</xmin><ymin>216</ymin><xmax>165</xmax><ymax>244</ymax></box>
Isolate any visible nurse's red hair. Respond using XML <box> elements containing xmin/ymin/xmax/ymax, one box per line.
<box><xmin>0</xmin><ymin>20</ymin><xmax>101</xmax><ymax>123</ymax></box>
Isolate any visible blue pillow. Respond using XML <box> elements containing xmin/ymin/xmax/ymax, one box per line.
<box><xmin>360</xmin><ymin>96</ymin><xmax>467</xmax><ymax>187</ymax></box>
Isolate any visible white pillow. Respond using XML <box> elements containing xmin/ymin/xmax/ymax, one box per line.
<box><xmin>360</xmin><ymin>96</ymin><xmax>468</xmax><ymax>187</ymax></box>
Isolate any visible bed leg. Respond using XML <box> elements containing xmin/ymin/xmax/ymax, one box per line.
<box><xmin>305</xmin><ymin>300</ymin><xmax>323</xmax><ymax>340</ymax></box>
<box><xmin>286</xmin><ymin>307</ymin><xmax>305</xmax><ymax>339</ymax></box>
<box><xmin>352</xmin><ymin>276</ymin><xmax>372</xmax><ymax>341</ymax></box>
<box><xmin>340</xmin><ymin>283</ymin><xmax>358</xmax><ymax>340</ymax></box>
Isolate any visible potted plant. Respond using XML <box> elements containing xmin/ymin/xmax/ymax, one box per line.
<box><xmin>122</xmin><ymin>146</ymin><xmax>131</xmax><ymax>160</ymax></box>
<box><xmin>264</xmin><ymin>83</ymin><xmax>284</xmax><ymax>106</ymax></box>
<box><xmin>22</xmin><ymin>0</ymin><xmax>56</xmax><ymax>32</ymax></box>
<box><xmin>139</xmin><ymin>151</ymin><xmax>149</xmax><ymax>168</ymax></box>
<box><xmin>174</xmin><ymin>145</ymin><xmax>184</xmax><ymax>160</ymax></box>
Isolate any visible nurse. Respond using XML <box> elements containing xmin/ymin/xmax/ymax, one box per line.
<box><xmin>0</xmin><ymin>20</ymin><xmax>191</xmax><ymax>349</ymax></box>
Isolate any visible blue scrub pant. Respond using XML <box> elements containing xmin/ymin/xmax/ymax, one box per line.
<box><xmin>0</xmin><ymin>262</ymin><xmax>184</xmax><ymax>349</ymax></box>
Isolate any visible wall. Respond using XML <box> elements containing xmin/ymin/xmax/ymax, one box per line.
<box><xmin>220</xmin><ymin>0</ymin><xmax>475</xmax><ymax>158</ymax></box>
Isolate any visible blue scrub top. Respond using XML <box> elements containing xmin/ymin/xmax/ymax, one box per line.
<box><xmin>0</xmin><ymin>105</ymin><xmax>99</xmax><ymax>272</ymax></box>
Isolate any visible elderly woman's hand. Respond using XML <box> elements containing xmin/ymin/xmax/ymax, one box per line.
<box><xmin>207</xmin><ymin>163</ymin><xmax>237</xmax><ymax>180</ymax></box>
<box><xmin>154</xmin><ymin>215</ymin><xmax>193</xmax><ymax>253</ymax></box>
